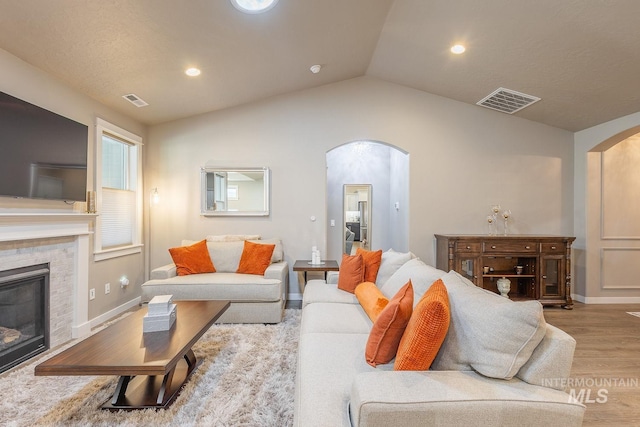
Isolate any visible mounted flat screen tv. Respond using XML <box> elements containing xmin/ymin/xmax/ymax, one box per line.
<box><xmin>0</xmin><ymin>91</ymin><xmax>88</xmax><ymax>202</ymax></box>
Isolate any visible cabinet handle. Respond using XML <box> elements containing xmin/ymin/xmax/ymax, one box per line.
<box><xmin>542</xmin><ymin>275</ymin><xmax>547</xmax><ymax>279</ymax></box>
<box><xmin>491</xmin><ymin>245</ymin><xmax>496</xmax><ymax>249</ymax></box>
<box><xmin>551</xmin><ymin>246</ymin><xmax>557</xmax><ymax>250</ymax></box>
<box><xmin>525</xmin><ymin>245</ymin><xmax>531</xmax><ymax>249</ymax></box>
<box><xmin>466</xmin><ymin>246</ymin><xmax>471</xmax><ymax>249</ymax></box>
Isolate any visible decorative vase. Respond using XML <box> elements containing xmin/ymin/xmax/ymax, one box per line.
<box><xmin>497</xmin><ymin>277</ymin><xmax>511</xmax><ymax>298</ymax></box>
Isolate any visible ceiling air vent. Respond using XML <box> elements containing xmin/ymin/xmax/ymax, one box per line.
<box><xmin>122</xmin><ymin>93</ymin><xmax>149</xmax><ymax>108</ymax></box>
<box><xmin>476</xmin><ymin>87</ymin><xmax>540</xmax><ymax>114</ymax></box>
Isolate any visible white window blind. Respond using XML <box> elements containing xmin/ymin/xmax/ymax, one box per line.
<box><xmin>101</xmin><ymin>188</ymin><xmax>135</xmax><ymax>248</ymax></box>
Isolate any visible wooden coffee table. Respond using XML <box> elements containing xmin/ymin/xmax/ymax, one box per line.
<box><xmin>35</xmin><ymin>300</ymin><xmax>230</xmax><ymax>410</ymax></box>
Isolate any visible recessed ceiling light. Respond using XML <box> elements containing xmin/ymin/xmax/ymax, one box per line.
<box><xmin>185</xmin><ymin>67</ymin><xmax>201</xmax><ymax>77</ymax></box>
<box><xmin>450</xmin><ymin>44</ymin><xmax>466</xmax><ymax>54</ymax></box>
<box><xmin>230</xmin><ymin>0</ymin><xmax>279</xmax><ymax>14</ymax></box>
<box><xmin>309</xmin><ymin>64</ymin><xmax>322</xmax><ymax>74</ymax></box>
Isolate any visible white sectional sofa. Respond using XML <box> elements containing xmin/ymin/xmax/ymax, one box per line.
<box><xmin>294</xmin><ymin>251</ymin><xmax>585</xmax><ymax>427</ymax></box>
<box><xmin>141</xmin><ymin>237</ymin><xmax>288</xmax><ymax>323</ymax></box>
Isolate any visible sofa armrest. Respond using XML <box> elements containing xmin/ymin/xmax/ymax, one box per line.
<box><xmin>350</xmin><ymin>370</ymin><xmax>584</xmax><ymax>427</ymax></box>
<box><xmin>265</xmin><ymin>261</ymin><xmax>288</xmax><ymax>301</ymax></box>
<box><xmin>326</xmin><ymin>271</ymin><xmax>339</xmax><ymax>285</ymax></box>
<box><xmin>150</xmin><ymin>263</ymin><xmax>177</xmax><ymax>280</ymax></box>
<box><xmin>516</xmin><ymin>324</ymin><xmax>576</xmax><ymax>390</ymax></box>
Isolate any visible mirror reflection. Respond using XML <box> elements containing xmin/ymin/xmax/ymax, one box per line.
<box><xmin>344</xmin><ymin>184</ymin><xmax>371</xmax><ymax>254</ymax></box>
<box><xmin>201</xmin><ymin>167</ymin><xmax>270</xmax><ymax>216</ymax></box>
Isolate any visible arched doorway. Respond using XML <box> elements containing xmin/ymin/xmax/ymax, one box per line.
<box><xmin>326</xmin><ymin>141</ymin><xmax>409</xmax><ymax>261</ymax></box>
<box><xmin>581</xmin><ymin>129</ymin><xmax>640</xmax><ymax>302</ymax></box>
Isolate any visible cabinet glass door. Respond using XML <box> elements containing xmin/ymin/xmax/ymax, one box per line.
<box><xmin>541</xmin><ymin>257</ymin><xmax>564</xmax><ymax>299</ymax></box>
<box><xmin>458</xmin><ymin>258</ymin><xmax>479</xmax><ymax>285</ymax></box>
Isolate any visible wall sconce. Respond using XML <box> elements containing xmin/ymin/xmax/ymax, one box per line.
<box><xmin>151</xmin><ymin>188</ymin><xmax>160</xmax><ymax>205</ymax></box>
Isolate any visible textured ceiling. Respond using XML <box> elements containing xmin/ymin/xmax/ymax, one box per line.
<box><xmin>0</xmin><ymin>0</ymin><xmax>639</xmax><ymax>131</ymax></box>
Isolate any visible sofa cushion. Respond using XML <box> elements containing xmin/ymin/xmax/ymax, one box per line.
<box><xmin>338</xmin><ymin>253</ymin><xmax>365</xmax><ymax>293</ymax></box>
<box><xmin>237</xmin><ymin>240</ymin><xmax>275</xmax><ymax>275</ymax></box>
<box><xmin>300</xmin><ymin>302</ymin><xmax>372</xmax><ymax>335</ymax></box>
<box><xmin>168</xmin><ymin>239</ymin><xmax>216</xmax><ymax>276</ymax></box>
<box><xmin>296</xmin><ymin>333</ymin><xmax>393</xmax><ymax>427</ymax></box>
<box><xmin>356</xmin><ymin>248</ymin><xmax>383</xmax><ymax>283</ymax></box>
<box><xmin>375</xmin><ymin>249</ymin><xmax>412</xmax><ymax>287</ymax></box>
<box><xmin>394</xmin><ymin>278</ymin><xmax>450</xmax><ymax>371</ymax></box>
<box><xmin>432</xmin><ymin>271</ymin><xmax>547</xmax><ymax>380</ymax></box>
<box><xmin>379</xmin><ymin>258</ymin><xmax>446</xmax><ymax>306</ymax></box>
<box><xmin>302</xmin><ymin>281</ymin><xmax>358</xmax><ymax>307</ymax></box>
<box><xmin>141</xmin><ymin>272</ymin><xmax>282</xmax><ymax>302</ymax></box>
<box><xmin>365</xmin><ymin>281</ymin><xmax>414</xmax><ymax>367</ymax></box>
<box><xmin>355</xmin><ymin>281</ymin><xmax>388</xmax><ymax>322</ymax></box>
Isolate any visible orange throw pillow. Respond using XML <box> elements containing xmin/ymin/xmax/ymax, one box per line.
<box><xmin>236</xmin><ymin>240</ymin><xmax>276</xmax><ymax>275</ymax></box>
<box><xmin>168</xmin><ymin>239</ymin><xmax>216</xmax><ymax>276</ymax></box>
<box><xmin>337</xmin><ymin>253</ymin><xmax>365</xmax><ymax>293</ymax></box>
<box><xmin>365</xmin><ymin>280</ymin><xmax>414</xmax><ymax>367</ymax></box>
<box><xmin>356</xmin><ymin>248</ymin><xmax>383</xmax><ymax>283</ymax></box>
<box><xmin>394</xmin><ymin>279</ymin><xmax>450</xmax><ymax>371</ymax></box>
<box><xmin>355</xmin><ymin>282</ymin><xmax>389</xmax><ymax>322</ymax></box>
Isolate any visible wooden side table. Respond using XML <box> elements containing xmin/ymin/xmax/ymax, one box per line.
<box><xmin>293</xmin><ymin>259</ymin><xmax>339</xmax><ymax>292</ymax></box>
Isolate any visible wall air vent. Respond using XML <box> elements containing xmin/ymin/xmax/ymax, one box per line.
<box><xmin>122</xmin><ymin>93</ymin><xmax>149</xmax><ymax>108</ymax></box>
<box><xmin>476</xmin><ymin>87</ymin><xmax>540</xmax><ymax>114</ymax></box>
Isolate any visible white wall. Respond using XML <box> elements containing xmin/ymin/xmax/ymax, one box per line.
<box><xmin>148</xmin><ymin>76</ymin><xmax>574</xmax><ymax>297</ymax></box>
<box><xmin>0</xmin><ymin>48</ymin><xmax>147</xmax><ymax>319</ymax></box>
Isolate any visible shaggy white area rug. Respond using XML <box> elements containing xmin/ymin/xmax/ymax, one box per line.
<box><xmin>0</xmin><ymin>309</ymin><xmax>301</xmax><ymax>427</ymax></box>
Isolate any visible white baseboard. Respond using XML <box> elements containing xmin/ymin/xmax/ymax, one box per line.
<box><xmin>288</xmin><ymin>293</ymin><xmax>303</xmax><ymax>301</ymax></box>
<box><xmin>573</xmin><ymin>294</ymin><xmax>640</xmax><ymax>304</ymax></box>
<box><xmin>89</xmin><ymin>296</ymin><xmax>141</xmax><ymax>329</ymax></box>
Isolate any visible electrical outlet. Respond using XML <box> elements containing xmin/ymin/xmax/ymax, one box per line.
<box><xmin>105</xmin><ymin>283</ymin><xmax>110</xmax><ymax>294</ymax></box>
<box><xmin>89</xmin><ymin>288</ymin><xmax>95</xmax><ymax>300</ymax></box>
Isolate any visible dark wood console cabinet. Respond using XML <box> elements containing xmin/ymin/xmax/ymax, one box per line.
<box><xmin>435</xmin><ymin>234</ymin><xmax>575</xmax><ymax>309</ymax></box>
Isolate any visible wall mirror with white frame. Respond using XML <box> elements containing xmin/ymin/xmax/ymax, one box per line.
<box><xmin>344</xmin><ymin>184</ymin><xmax>371</xmax><ymax>254</ymax></box>
<box><xmin>201</xmin><ymin>167</ymin><xmax>270</xmax><ymax>216</ymax></box>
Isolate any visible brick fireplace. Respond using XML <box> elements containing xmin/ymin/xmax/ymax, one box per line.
<box><xmin>0</xmin><ymin>212</ymin><xmax>94</xmax><ymax>347</ymax></box>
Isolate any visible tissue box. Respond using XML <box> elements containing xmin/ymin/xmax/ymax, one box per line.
<box><xmin>143</xmin><ymin>303</ymin><xmax>177</xmax><ymax>333</ymax></box>
<box><xmin>148</xmin><ymin>294</ymin><xmax>173</xmax><ymax>316</ymax></box>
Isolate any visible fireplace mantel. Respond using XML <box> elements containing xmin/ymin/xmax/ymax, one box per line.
<box><xmin>0</xmin><ymin>211</ymin><xmax>96</xmax><ymax>338</ymax></box>
<box><xmin>0</xmin><ymin>212</ymin><xmax>96</xmax><ymax>242</ymax></box>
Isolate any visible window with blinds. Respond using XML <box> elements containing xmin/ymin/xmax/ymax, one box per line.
<box><xmin>101</xmin><ymin>135</ymin><xmax>136</xmax><ymax>249</ymax></box>
<box><xmin>94</xmin><ymin>118</ymin><xmax>142</xmax><ymax>261</ymax></box>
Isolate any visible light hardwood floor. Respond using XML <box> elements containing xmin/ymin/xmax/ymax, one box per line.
<box><xmin>544</xmin><ymin>303</ymin><xmax>640</xmax><ymax>426</ymax></box>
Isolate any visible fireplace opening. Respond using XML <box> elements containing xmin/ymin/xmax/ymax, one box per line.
<box><xmin>0</xmin><ymin>263</ymin><xmax>49</xmax><ymax>374</ymax></box>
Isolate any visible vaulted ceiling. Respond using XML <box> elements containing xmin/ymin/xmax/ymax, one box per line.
<box><xmin>1</xmin><ymin>0</ymin><xmax>639</xmax><ymax>131</ymax></box>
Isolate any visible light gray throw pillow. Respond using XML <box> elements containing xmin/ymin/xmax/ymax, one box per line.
<box><xmin>375</xmin><ymin>249</ymin><xmax>412</xmax><ymax>287</ymax></box>
<box><xmin>431</xmin><ymin>270</ymin><xmax>547</xmax><ymax>380</ymax></box>
<box><xmin>378</xmin><ymin>258</ymin><xmax>446</xmax><ymax>306</ymax></box>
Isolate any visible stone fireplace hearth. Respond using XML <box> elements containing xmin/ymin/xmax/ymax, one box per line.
<box><xmin>0</xmin><ymin>212</ymin><xmax>94</xmax><ymax>347</ymax></box>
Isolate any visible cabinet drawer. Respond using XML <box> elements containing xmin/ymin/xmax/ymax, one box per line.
<box><xmin>455</xmin><ymin>242</ymin><xmax>481</xmax><ymax>252</ymax></box>
<box><xmin>541</xmin><ymin>242</ymin><xmax>564</xmax><ymax>254</ymax></box>
<box><xmin>483</xmin><ymin>241</ymin><xmax>537</xmax><ymax>253</ymax></box>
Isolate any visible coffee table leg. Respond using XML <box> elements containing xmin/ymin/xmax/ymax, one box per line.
<box><xmin>111</xmin><ymin>375</ymin><xmax>132</xmax><ymax>405</ymax></box>
<box><xmin>156</xmin><ymin>350</ymin><xmax>196</xmax><ymax>405</ymax></box>
<box><xmin>184</xmin><ymin>349</ymin><xmax>196</xmax><ymax>371</ymax></box>
<box><xmin>156</xmin><ymin>368</ymin><xmax>175</xmax><ymax>405</ymax></box>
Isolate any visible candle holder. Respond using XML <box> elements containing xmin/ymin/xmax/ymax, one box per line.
<box><xmin>502</xmin><ymin>210</ymin><xmax>512</xmax><ymax>235</ymax></box>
